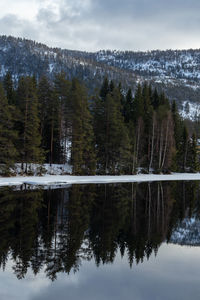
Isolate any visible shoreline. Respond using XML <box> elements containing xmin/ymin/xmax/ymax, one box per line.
<box><xmin>1</xmin><ymin>173</ymin><xmax>200</xmax><ymax>187</ymax></box>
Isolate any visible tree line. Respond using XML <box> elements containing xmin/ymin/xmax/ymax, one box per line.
<box><xmin>0</xmin><ymin>72</ymin><xmax>198</xmax><ymax>175</ymax></box>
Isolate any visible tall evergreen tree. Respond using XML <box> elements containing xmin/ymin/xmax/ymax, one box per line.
<box><xmin>54</xmin><ymin>72</ymin><xmax>72</xmax><ymax>163</ymax></box>
<box><xmin>94</xmin><ymin>81</ymin><xmax>131</xmax><ymax>174</ymax></box>
<box><xmin>123</xmin><ymin>88</ymin><xmax>133</xmax><ymax>123</ymax></box>
<box><xmin>187</xmin><ymin>133</ymin><xmax>198</xmax><ymax>172</ymax></box>
<box><xmin>16</xmin><ymin>77</ymin><xmax>44</xmax><ymax>171</ymax></box>
<box><xmin>70</xmin><ymin>79</ymin><xmax>96</xmax><ymax>175</ymax></box>
<box><xmin>3</xmin><ymin>72</ymin><xmax>15</xmax><ymax>105</ymax></box>
<box><xmin>99</xmin><ymin>77</ymin><xmax>110</xmax><ymax>101</ymax></box>
<box><xmin>132</xmin><ymin>84</ymin><xmax>144</xmax><ymax>123</ymax></box>
<box><xmin>151</xmin><ymin>88</ymin><xmax>159</xmax><ymax>110</ymax></box>
<box><xmin>171</xmin><ymin>100</ymin><xmax>184</xmax><ymax>171</ymax></box>
<box><xmin>38</xmin><ymin>76</ymin><xmax>62</xmax><ymax>164</ymax></box>
<box><xmin>0</xmin><ymin>83</ymin><xmax>17</xmax><ymax>175</ymax></box>
<box><xmin>178</xmin><ymin>125</ymin><xmax>189</xmax><ymax>172</ymax></box>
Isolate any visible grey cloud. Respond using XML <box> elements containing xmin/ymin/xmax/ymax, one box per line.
<box><xmin>0</xmin><ymin>0</ymin><xmax>200</xmax><ymax>51</ymax></box>
<box><xmin>89</xmin><ymin>0</ymin><xmax>200</xmax><ymax>18</ymax></box>
<box><xmin>0</xmin><ymin>14</ymin><xmax>38</xmax><ymax>40</ymax></box>
<box><xmin>30</xmin><ymin>250</ymin><xmax>200</xmax><ymax>300</ymax></box>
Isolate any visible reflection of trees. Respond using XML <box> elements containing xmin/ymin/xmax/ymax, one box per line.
<box><xmin>0</xmin><ymin>181</ymin><xmax>199</xmax><ymax>280</ymax></box>
<box><xmin>0</xmin><ymin>188</ymin><xmax>43</xmax><ymax>279</ymax></box>
<box><xmin>44</xmin><ymin>185</ymin><xmax>95</xmax><ymax>280</ymax></box>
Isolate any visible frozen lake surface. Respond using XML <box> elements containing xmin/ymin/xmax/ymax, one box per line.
<box><xmin>1</xmin><ymin>173</ymin><xmax>200</xmax><ymax>187</ymax></box>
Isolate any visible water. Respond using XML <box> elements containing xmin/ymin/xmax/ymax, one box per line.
<box><xmin>1</xmin><ymin>181</ymin><xmax>200</xmax><ymax>300</ymax></box>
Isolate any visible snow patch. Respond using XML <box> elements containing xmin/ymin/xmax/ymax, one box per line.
<box><xmin>179</xmin><ymin>101</ymin><xmax>200</xmax><ymax>120</ymax></box>
<box><xmin>1</xmin><ymin>173</ymin><xmax>200</xmax><ymax>188</ymax></box>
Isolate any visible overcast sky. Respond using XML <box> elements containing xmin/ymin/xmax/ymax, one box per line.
<box><xmin>0</xmin><ymin>0</ymin><xmax>199</xmax><ymax>51</ymax></box>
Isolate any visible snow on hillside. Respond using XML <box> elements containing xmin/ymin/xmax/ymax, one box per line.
<box><xmin>1</xmin><ymin>35</ymin><xmax>200</xmax><ymax>113</ymax></box>
<box><xmin>95</xmin><ymin>49</ymin><xmax>200</xmax><ymax>83</ymax></box>
<box><xmin>179</xmin><ymin>101</ymin><xmax>200</xmax><ymax>120</ymax></box>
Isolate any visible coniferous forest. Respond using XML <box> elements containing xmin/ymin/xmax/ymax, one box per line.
<box><xmin>0</xmin><ymin>72</ymin><xmax>198</xmax><ymax>176</ymax></box>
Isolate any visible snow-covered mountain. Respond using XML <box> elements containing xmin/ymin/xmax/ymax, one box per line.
<box><xmin>0</xmin><ymin>35</ymin><xmax>138</xmax><ymax>91</ymax></box>
<box><xmin>94</xmin><ymin>49</ymin><xmax>200</xmax><ymax>82</ymax></box>
<box><xmin>1</xmin><ymin>35</ymin><xmax>200</xmax><ymax>117</ymax></box>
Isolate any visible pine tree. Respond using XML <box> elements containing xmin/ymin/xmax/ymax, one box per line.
<box><xmin>171</xmin><ymin>100</ymin><xmax>183</xmax><ymax>171</ymax></box>
<box><xmin>70</xmin><ymin>79</ymin><xmax>96</xmax><ymax>175</ymax></box>
<box><xmin>142</xmin><ymin>83</ymin><xmax>154</xmax><ymax>168</ymax></box>
<box><xmin>159</xmin><ymin>92</ymin><xmax>170</xmax><ymax>109</ymax></box>
<box><xmin>130</xmin><ymin>84</ymin><xmax>145</xmax><ymax>172</ymax></box>
<box><xmin>109</xmin><ymin>80</ymin><xmax>115</xmax><ymax>93</ymax></box>
<box><xmin>155</xmin><ymin>108</ymin><xmax>175</xmax><ymax>172</ymax></box>
<box><xmin>99</xmin><ymin>77</ymin><xmax>110</xmax><ymax>101</ymax></box>
<box><xmin>16</xmin><ymin>77</ymin><xmax>44</xmax><ymax>172</ymax></box>
<box><xmin>38</xmin><ymin>76</ymin><xmax>51</xmax><ymax>159</ymax></box>
<box><xmin>132</xmin><ymin>84</ymin><xmax>144</xmax><ymax>123</ymax></box>
<box><xmin>178</xmin><ymin>125</ymin><xmax>189</xmax><ymax>172</ymax></box>
<box><xmin>94</xmin><ymin>82</ymin><xmax>131</xmax><ymax>174</ymax></box>
<box><xmin>54</xmin><ymin>72</ymin><xmax>72</xmax><ymax>163</ymax></box>
<box><xmin>3</xmin><ymin>72</ymin><xmax>15</xmax><ymax>105</ymax></box>
<box><xmin>38</xmin><ymin>76</ymin><xmax>61</xmax><ymax>164</ymax></box>
<box><xmin>105</xmin><ymin>92</ymin><xmax>131</xmax><ymax>174</ymax></box>
<box><xmin>187</xmin><ymin>133</ymin><xmax>198</xmax><ymax>172</ymax></box>
<box><xmin>123</xmin><ymin>89</ymin><xmax>133</xmax><ymax>123</ymax></box>
<box><xmin>151</xmin><ymin>88</ymin><xmax>159</xmax><ymax>110</ymax></box>
<box><xmin>0</xmin><ymin>83</ymin><xmax>17</xmax><ymax>175</ymax></box>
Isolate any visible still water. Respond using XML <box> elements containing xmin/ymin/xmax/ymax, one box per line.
<box><xmin>1</xmin><ymin>181</ymin><xmax>200</xmax><ymax>300</ymax></box>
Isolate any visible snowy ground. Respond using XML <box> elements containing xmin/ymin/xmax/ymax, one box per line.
<box><xmin>14</xmin><ymin>163</ymin><xmax>72</xmax><ymax>176</ymax></box>
<box><xmin>179</xmin><ymin>100</ymin><xmax>200</xmax><ymax>121</ymax></box>
<box><xmin>1</xmin><ymin>173</ymin><xmax>200</xmax><ymax>187</ymax></box>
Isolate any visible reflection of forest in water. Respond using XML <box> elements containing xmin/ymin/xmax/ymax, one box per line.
<box><xmin>0</xmin><ymin>181</ymin><xmax>200</xmax><ymax>281</ymax></box>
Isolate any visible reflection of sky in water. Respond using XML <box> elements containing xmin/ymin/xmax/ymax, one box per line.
<box><xmin>1</xmin><ymin>243</ymin><xmax>200</xmax><ymax>300</ymax></box>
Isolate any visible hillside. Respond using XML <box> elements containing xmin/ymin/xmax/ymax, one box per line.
<box><xmin>1</xmin><ymin>35</ymin><xmax>200</xmax><ymax>114</ymax></box>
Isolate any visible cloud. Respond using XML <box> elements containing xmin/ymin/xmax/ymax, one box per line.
<box><xmin>0</xmin><ymin>0</ymin><xmax>200</xmax><ymax>51</ymax></box>
<box><xmin>0</xmin><ymin>14</ymin><xmax>39</xmax><ymax>40</ymax></box>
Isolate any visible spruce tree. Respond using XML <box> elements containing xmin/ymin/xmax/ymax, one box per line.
<box><xmin>16</xmin><ymin>77</ymin><xmax>44</xmax><ymax>172</ymax></box>
<box><xmin>100</xmin><ymin>77</ymin><xmax>110</xmax><ymax>101</ymax></box>
<box><xmin>132</xmin><ymin>84</ymin><xmax>144</xmax><ymax>123</ymax></box>
<box><xmin>54</xmin><ymin>72</ymin><xmax>72</xmax><ymax>163</ymax></box>
<box><xmin>171</xmin><ymin>100</ymin><xmax>183</xmax><ymax>171</ymax></box>
<box><xmin>178</xmin><ymin>125</ymin><xmax>189</xmax><ymax>172</ymax></box>
<box><xmin>38</xmin><ymin>76</ymin><xmax>61</xmax><ymax>164</ymax></box>
<box><xmin>151</xmin><ymin>88</ymin><xmax>159</xmax><ymax>110</ymax></box>
<box><xmin>94</xmin><ymin>81</ymin><xmax>131</xmax><ymax>174</ymax></box>
<box><xmin>70</xmin><ymin>79</ymin><xmax>96</xmax><ymax>175</ymax></box>
<box><xmin>188</xmin><ymin>133</ymin><xmax>198</xmax><ymax>172</ymax></box>
<box><xmin>0</xmin><ymin>83</ymin><xmax>17</xmax><ymax>175</ymax></box>
<box><xmin>123</xmin><ymin>89</ymin><xmax>133</xmax><ymax>123</ymax></box>
<box><xmin>38</xmin><ymin>76</ymin><xmax>52</xmax><ymax>159</ymax></box>
<box><xmin>142</xmin><ymin>83</ymin><xmax>154</xmax><ymax>167</ymax></box>
<box><xmin>3</xmin><ymin>72</ymin><xmax>15</xmax><ymax>105</ymax></box>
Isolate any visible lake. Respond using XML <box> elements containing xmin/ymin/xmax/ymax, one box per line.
<box><xmin>1</xmin><ymin>181</ymin><xmax>200</xmax><ymax>300</ymax></box>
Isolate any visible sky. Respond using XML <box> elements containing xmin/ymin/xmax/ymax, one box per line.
<box><xmin>0</xmin><ymin>0</ymin><xmax>199</xmax><ymax>52</ymax></box>
<box><xmin>2</xmin><ymin>245</ymin><xmax>200</xmax><ymax>300</ymax></box>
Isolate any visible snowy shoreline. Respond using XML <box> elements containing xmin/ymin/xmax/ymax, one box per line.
<box><xmin>1</xmin><ymin>173</ymin><xmax>200</xmax><ymax>187</ymax></box>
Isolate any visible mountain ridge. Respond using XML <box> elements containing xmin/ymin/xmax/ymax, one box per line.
<box><xmin>1</xmin><ymin>35</ymin><xmax>200</xmax><ymax>115</ymax></box>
